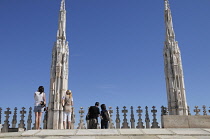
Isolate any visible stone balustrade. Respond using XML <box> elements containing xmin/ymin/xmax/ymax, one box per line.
<box><xmin>0</xmin><ymin>105</ymin><xmax>210</xmax><ymax>132</ymax></box>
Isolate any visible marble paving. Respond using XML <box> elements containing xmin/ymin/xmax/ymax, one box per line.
<box><xmin>1</xmin><ymin>129</ymin><xmax>210</xmax><ymax>139</ymax></box>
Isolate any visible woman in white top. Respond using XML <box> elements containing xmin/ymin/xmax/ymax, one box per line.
<box><xmin>62</xmin><ymin>90</ymin><xmax>73</xmax><ymax>129</ymax></box>
<box><xmin>34</xmin><ymin>86</ymin><xmax>46</xmax><ymax>130</ymax></box>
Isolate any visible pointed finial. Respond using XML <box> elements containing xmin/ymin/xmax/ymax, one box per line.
<box><xmin>60</xmin><ymin>0</ymin><xmax>65</xmax><ymax>11</ymax></box>
<box><xmin>164</xmin><ymin>0</ymin><xmax>169</xmax><ymax>10</ymax></box>
<box><xmin>164</xmin><ymin>0</ymin><xmax>175</xmax><ymax>39</ymax></box>
<box><xmin>57</xmin><ymin>0</ymin><xmax>67</xmax><ymax>40</ymax></box>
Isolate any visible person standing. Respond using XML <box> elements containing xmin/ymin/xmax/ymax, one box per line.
<box><xmin>88</xmin><ymin>102</ymin><xmax>100</xmax><ymax>129</ymax></box>
<box><xmin>100</xmin><ymin>104</ymin><xmax>110</xmax><ymax>129</ymax></box>
<box><xmin>62</xmin><ymin>90</ymin><xmax>73</xmax><ymax>129</ymax></box>
<box><xmin>34</xmin><ymin>86</ymin><xmax>46</xmax><ymax>130</ymax></box>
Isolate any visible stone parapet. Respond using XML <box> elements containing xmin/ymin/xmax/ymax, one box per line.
<box><xmin>1</xmin><ymin>105</ymin><xmax>210</xmax><ymax>131</ymax></box>
<box><xmin>162</xmin><ymin>115</ymin><xmax>210</xmax><ymax>128</ymax></box>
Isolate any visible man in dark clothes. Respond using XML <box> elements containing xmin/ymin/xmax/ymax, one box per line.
<box><xmin>88</xmin><ymin>102</ymin><xmax>100</xmax><ymax>129</ymax></box>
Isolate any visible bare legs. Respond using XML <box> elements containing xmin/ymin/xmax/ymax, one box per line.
<box><xmin>63</xmin><ymin>112</ymin><xmax>72</xmax><ymax>129</ymax></box>
<box><xmin>35</xmin><ymin>112</ymin><xmax>42</xmax><ymax>130</ymax></box>
<box><xmin>63</xmin><ymin>121</ymin><xmax>66</xmax><ymax>129</ymax></box>
<box><xmin>68</xmin><ymin>121</ymin><xmax>71</xmax><ymax>129</ymax></box>
<box><xmin>35</xmin><ymin>112</ymin><xmax>38</xmax><ymax>129</ymax></box>
<box><xmin>63</xmin><ymin>121</ymin><xmax>71</xmax><ymax>129</ymax></box>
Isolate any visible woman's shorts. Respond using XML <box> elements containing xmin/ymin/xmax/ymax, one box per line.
<box><xmin>34</xmin><ymin>106</ymin><xmax>44</xmax><ymax>112</ymax></box>
<box><xmin>63</xmin><ymin>112</ymin><xmax>72</xmax><ymax>122</ymax></box>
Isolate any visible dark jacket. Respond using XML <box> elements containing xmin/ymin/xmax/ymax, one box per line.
<box><xmin>88</xmin><ymin>106</ymin><xmax>100</xmax><ymax>119</ymax></box>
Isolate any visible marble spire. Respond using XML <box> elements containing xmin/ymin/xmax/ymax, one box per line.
<box><xmin>163</xmin><ymin>0</ymin><xmax>188</xmax><ymax>115</ymax></box>
<box><xmin>47</xmin><ymin>0</ymin><xmax>69</xmax><ymax>129</ymax></box>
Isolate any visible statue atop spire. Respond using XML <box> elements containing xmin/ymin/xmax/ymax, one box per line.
<box><xmin>57</xmin><ymin>0</ymin><xmax>66</xmax><ymax>40</ymax></box>
<box><xmin>163</xmin><ymin>0</ymin><xmax>188</xmax><ymax>115</ymax></box>
<box><xmin>164</xmin><ymin>0</ymin><xmax>169</xmax><ymax>10</ymax></box>
<box><xmin>164</xmin><ymin>0</ymin><xmax>175</xmax><ymax>40</ymax></box>
<box><xmin>47</xmin><ymin>0</ymin><xmax>69</xmax><ymax>129</ymax></box>
<box><xmin>60</xmin><ymin>0</ymin><xmax>65</xmax><ymax>11</ymax></box>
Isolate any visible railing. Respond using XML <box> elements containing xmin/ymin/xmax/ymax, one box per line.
<box><xmin>0</xmin><ymin>105</ymin><xmax>209</xmax><ymax>132</ymax></box>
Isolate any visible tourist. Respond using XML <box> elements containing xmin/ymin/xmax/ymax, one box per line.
<box><xmin>34</xmin><ymin>86</ymin><xmax>46</xmax><ymax>130</ymax></box>
<box><xmin>88</xmin><ymin>102</ymin><xmax>100</xmax><ymax>129</ymax></box>
<box><xmin>62</xmin><ymin>90</ymin><xmax>74</xmax><ymax>129</ymax></box>
<box><xmin>100</xmin><ymin>104</ymin><xmax>110</xmax><ymax>129</ymax></box>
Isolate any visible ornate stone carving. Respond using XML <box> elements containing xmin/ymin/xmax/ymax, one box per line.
<box><xmin>108</xmin><ymin>107</ymin><xmax>115</xmax><ymax>129</ymax></box>
<box><xmin>208</xmin><ymin>107</ymin><xmax>210</xmax><ymax>114</ymax></box>
<box><xmin>136</xmin><ymin>106</ymin><xmax>144</xmax><ymax>128</ymax></box>
<box><xmin>47</xmin><ymin>0</ymin><xmax>69</xmax><ymax>129</ymax></box>
<box><xmin>121</xmin><ymin>106</ymin><xmax>130</xmax><ymax>129</ymax></box>
<box><xmin>187</xmin><ymin>106</ymin><xmax>191</xmax><ymax>115</ymax></box>
<box><xmin>151</xmin><ymin>106</ymin><xmax>160</xmax><ymax>128</ymax></box>
<box><xmin>161</xmin><ymin>106</ymin><xmax>168</xmax><ymax>116</ymax></box>
<box><xmin>202</xmin><ymin>105</ymin><xmax>207</xmax><ymax>116</ymax></box>
<box><xmin>18</xmin><ymin>107</ymin><xmax>26</xmax><ymax>129</ymax></box>
<box><xmin>71</xmin><ymin>107</ymin><xmax>75</xmax><ymax>129</ymax></box>
<box><xmin>12</xmin><ymin>107</ymin><xmax>17</xmax><ymax>128</ymax></box>
<box><xmin>115</xmin><ymin>106</ymin><xmax>120</xmax><ymax>129</ymax></box>
<box><xmin>194</xmin><ymin>106</ymin><xmax>200</xmax><ymax>116</ymax></box>
<box><xmin>27</xmin><ymin>107</ymin><xmax>32</xmax><ymax>130</ymax></box>
<box><xmin>163</xmin><ymin>0</ymin><xmax>188</xmax><ymax>115</ymax></box>
<box><xmin>77</xmin><ymin>107</ymin><xmax>86</xmax><ymax>129</ymax></box>
<box><xmin>2</xmin><ymin>108</ymin><xmax>11</xmax><ymax>132</ymax></box>
<box><xmin>145</xmin><ymin>106</ymin><xmax>150</xmax><ymax>128</ymax></box>
<box><xmin>130</xmin><ymin>106</ymin><xmax>135</xmax><ymax>128</ymax></box>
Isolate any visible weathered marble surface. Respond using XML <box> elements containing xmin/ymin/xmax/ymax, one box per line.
<box><xmin>163</xmin><ymin>0</ymin><xmax>188</xmax><ymax>115</ymax></box>
<box><xmin>47</xmin><ymin>0</ymin><xmax>70</xmax><ymax>129</ymax></box>
<box><xmin>162</xmin><ymin>115</ymin><xmax>210</xmax><ymax>128</ymax></box>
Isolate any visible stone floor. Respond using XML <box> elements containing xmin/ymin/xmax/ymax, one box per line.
<box><xmin>1</xmin><ymin>129</ymin><xmax>210</xmax><ymax>139</ymax></box>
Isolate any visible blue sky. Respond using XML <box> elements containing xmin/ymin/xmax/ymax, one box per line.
<box><xmin>0</xmin><ymin>0</ymin><xmax>210</xmax><ymax>126</ymax></box>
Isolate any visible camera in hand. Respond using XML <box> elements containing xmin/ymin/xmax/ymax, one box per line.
<box><xmin>40</xmin><ymin>101</ymin><xmax>46</xmax><ymax>107</ymax></box>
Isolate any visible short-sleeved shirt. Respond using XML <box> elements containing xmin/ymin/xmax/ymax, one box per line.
<box><xmin>88</xmin><ymin>106</ymin><xmax>100</xmax><ymax>119</ymax></box>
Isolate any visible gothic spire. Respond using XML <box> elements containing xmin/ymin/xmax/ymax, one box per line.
<box><xmin>57</xmin><ymin>0</ymin><xmax>66</xmax><ymax>40</ymax></box>
<box><xmin>48</xmin><ymin>0</ymin><xmax>69</xmax><ymax>129</ymax></box>
<box><xmin>163</xmin><ymin>0</ymin><xmax>188</xmax><ymax>115</ymax></box>
<box><xmin>164</xmin><ymin>0</ymin><xmax>175</xmax><ymax>41</ymax></box>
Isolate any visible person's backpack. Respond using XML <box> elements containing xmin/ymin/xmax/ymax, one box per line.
<box><xmin>102</xmin><ymin>110</ymin><xmax>110</xmax><ymax>121</ymax></box>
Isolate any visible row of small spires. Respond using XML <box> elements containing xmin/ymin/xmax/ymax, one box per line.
<box><xmin>0</xmin><ymin>105</ymin><xmax>209</xmax><ymax>132</ymax></box>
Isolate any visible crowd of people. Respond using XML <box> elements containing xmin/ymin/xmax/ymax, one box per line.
<box><xmin>33</xmin><ymin>86</ymin><xmax>110</xmax><ymax>130</ymax></box>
